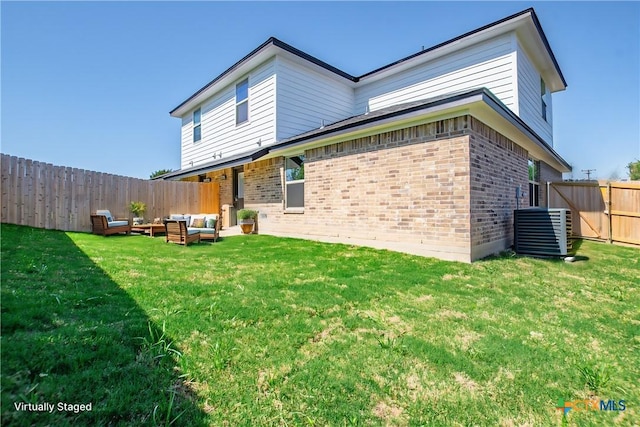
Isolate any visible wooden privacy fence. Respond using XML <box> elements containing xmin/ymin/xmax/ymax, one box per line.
<box><xmin>548</xmin><ymin>180</ymin><xmax>640</xmax><ymax>246</ymax></box>
<box><xmin>1</xmin><ymin>154</ymin><xmax>220</xmax><ymax>233</ymax></box>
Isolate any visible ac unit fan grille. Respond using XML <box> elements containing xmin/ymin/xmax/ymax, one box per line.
<box><xmin>514</xmin><ymin>208</ymin><xmax>572</xmax><ymax>256</ymax></box>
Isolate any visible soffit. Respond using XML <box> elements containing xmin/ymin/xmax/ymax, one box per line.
<box><xmin>515</xmin><ymin>21</ymin><xmax>566</xmax><ymax>92</ymax></box>
<box><xmin>161</xmin><ymin>152</ymin><xmax>257</xmax><ymax>180</ymax></box>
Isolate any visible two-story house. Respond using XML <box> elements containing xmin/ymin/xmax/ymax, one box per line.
<box><xmin>162</xmin><ymin>8</ymin><xmax>571</xmax><ymax>262</ymax></box>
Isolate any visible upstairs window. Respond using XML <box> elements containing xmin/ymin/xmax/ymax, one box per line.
<box><xmin>285</xmin><ymin>155</ymin><xmax>305</xmax><ymax>210</ymax></box>
<box><xmin>540</xmin><ymin>78</ymin><xmax>547</xmax><ymax>122</ymax></box>
<box><xmin>193</xmin><ymin>108</ymin><xmax>201</xmax><ymax>142</ymax></box>
<box><xmin>236</xmin><ymin>79</ymin><xmax>249</xmax><ymax>125</ymax></box>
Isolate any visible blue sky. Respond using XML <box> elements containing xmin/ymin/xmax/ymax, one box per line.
<box><xmin>2</xmin><ymin>1</ymin><xmax>639</xmax><ymax>180</ymax></box>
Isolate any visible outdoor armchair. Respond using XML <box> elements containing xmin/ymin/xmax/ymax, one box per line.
<box><xmin>164</xmin><ymin>219</ymin><xmax>201</xmax><ymax>246</ymax></box>
<box><xmin>90</xmin><ymin>210</ymin><xmax>131</xmax><ymax>236</ymax></box>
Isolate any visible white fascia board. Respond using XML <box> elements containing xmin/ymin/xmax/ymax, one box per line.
<box><xmin>515</xmin><ymin>23</ymin><xmax>566</xmax><ymax>92</ymax></box>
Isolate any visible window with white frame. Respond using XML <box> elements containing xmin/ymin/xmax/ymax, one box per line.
<box><xmin>193</xmin><ymin>108</ymin><xmax>201</xmax><ymax>142</ymax></box>
<box><xmin>540</xmin><ymin>78</ymin><xmax>547</xmax><ymax>122</ymax></box>
<box><xmin>285</xmin><ymin>155</ymin><xmax>304</xmax><ymax>209</ymax></box>
<box><xmin>236</xmin><ymin>79</ymin><xmax>249</xmax><ymax>125</ymax></box>
<box><xmin>529</xmin><ymin>159</ymin><xmax>540</xmax><ymax>207</ymax></box>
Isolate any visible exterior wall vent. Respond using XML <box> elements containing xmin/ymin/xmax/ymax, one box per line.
<box><xmin>514</xmin><ymin>208</ymin><xmax>572</xmax><ymax>256</ymax></box>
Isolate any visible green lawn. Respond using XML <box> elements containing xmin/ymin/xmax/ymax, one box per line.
<box><xmin>1</xmin><ymin>223</ymin><xmax>638</xmax><ymax>426</ymax></box>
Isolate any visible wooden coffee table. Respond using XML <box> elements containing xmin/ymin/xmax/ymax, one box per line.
<box><xmin>131</xmin><ymin>223</ymin><xmax>165</xmax><ymax>237</ymax></box>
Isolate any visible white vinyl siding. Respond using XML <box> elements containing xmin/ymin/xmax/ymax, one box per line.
<box><xmin>355</xmin><ymin>34</ymin><xmax>516</xmax><ymax>114</ymax></box>
<box><xmin>275</xmin><ymin>56</ymin><xmax>354</xmax><ymax>140</ymax></box>
<box><xmin>516</xmin><ymin>40</ymin><xmax>553</xmax><ymax>145</ymax></box>
<box><xmin>178</xmin><ymin>31</ymin><xmax>558</xmax><ymax>168</ymax></box>
<box><xmin>180</xmin><ymin>59</ymin><xmax>277</xmax><ymax>169</ymax></box>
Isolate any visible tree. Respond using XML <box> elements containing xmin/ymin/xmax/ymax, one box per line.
<box><xmin>291</xmin><ymin>164</ymin><xmax>304</xmax><ymax>180</ymax></box>
<box><xmin>150</xmin><ymin>169</ymin><xmax>173</xmax><ymax>179</ymax></box>
<box><xmin>285</xmin><ymin>156</ymin><xmax>305</xmax><ymax>181</ymax></box>
<box><xmin>628</xmin><ymin>160</ymin><xmax>640</xmax><ymax>180</ymax></box>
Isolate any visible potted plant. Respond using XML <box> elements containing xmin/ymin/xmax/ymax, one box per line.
<box><xmin>129</xmin><ymin>201</ymin><xmax>147</xmax><ymax>225</ymax></box>
<box><xmin>237</xmin><ymin>209</ymin><xmax>258</xmax><ymax>234</ymax></box>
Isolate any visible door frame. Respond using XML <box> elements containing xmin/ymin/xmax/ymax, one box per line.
<box><xmin>233</xmin><ymin>167</ymin><xmax>244</xmax><ymax>210</ymax></box>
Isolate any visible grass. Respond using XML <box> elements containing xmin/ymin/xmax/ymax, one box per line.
<box><xmin>1</xmin><ymin>223</ymin><xmax>638</xmax><ymax>426</ymax></box>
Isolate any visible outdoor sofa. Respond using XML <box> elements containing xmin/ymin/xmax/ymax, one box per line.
<box><xmin>168</xmin><ymin>213</ymin><xmax>220</xmax><ymax>242</ymax></box>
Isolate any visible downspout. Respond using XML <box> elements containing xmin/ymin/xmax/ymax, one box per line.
<box><xmin>546</xmin><ymin>181</ymin><xmax>551</xmax><ymax>207</ymax></box>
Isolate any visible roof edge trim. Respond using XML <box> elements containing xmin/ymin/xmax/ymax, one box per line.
<box><xmin>166</xmin><ymin>88</ymin><xmax>571</xmax><ymax>180</ymax></box>
<box><xmin>169</xmin><ymin>37</ymin><xmax>357</xmax><ymax>116</ymax></box>
<box><xmin>528</xmin><ymin>8</ymin><xmax>567</xmax><ymax>88</ymax></box>
<box><xmin>265</xmin><ymin>87</ymin><xmax>570</xmax><ymax>171</ymax></box>
<box><xmin>169</xmin><ymin>8</ymin><xmax>567</xmax><ymax>116</ymax></box>
<box><xmin>169</xmin><ymin>38</ymin><xmax>275</xmax><ymax>116</ymax></box>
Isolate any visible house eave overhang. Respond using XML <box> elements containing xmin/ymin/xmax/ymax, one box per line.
<box><xmin>472</xmin><ymin>94</ymin><xmax>571</xmax><ymax>172</ymax></box>
<box><xmin>169</xmin><ymin>38</ymin><xmax>356</xmax><ymax>118</ymax></box>
<box><xmin>514</xmin><ymin>10</ymin><xmax>567</xmax><ymax>92</ymax></box>
<box><xmin>166</xmin><ymin>88</ymin><xmax>570</xmax><ymax>180</ymax></box>
<box><xmin>169</xmin><ymin>9</ymin><xmax>566</xmax><ymax>119</ymax></box>
<box><xmin>160</xmin><ymin>151</ymin><xmax>263</xmax><ymax>180</ymax></box>
<box><xmin>262</xmin><ymin>88</ymin><xmax>571</xmax><ymax>173</ymax></box>
<box><xmin>358</xmin><ymin>9</ymin><xmax>566</xmax><ymax>92</ymax></box>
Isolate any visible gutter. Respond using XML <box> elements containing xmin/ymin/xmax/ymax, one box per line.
<box><xmin>264</xmin><ymin>88</ymin><xmax>571</xmax><ymax>172</ymax></box>
<box><xmin>167</xmin><ymin>88</ymin><xmax>571</xmax><ymax>179</ymax></box>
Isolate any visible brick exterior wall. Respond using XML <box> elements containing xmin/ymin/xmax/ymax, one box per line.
<box><xmin>468</xmin><ymin>117</ymin><xmax>529</xmax><ymax>259</ymax></box>
<box><xmin>241</xmin><ymin>115</ymin><xmax>559</xmax><ymax>262</ymax></box>
<box><xmin>218</xmin><ymin>168</ymin><xmax>234</xmax><ymax>206</ymax></box>
<box><xmin>304</xmin><ymin>129</ymin><xmax>471</xmax><ymax>249</ymax></box>
<box><xmin>245</xmin><ymin>117</ymin><xmax>473</xmax><ymax>260</ymax></box>
<box><xmin>244</xmin><ymin>158</ymin><xmax>307</xmax><ymax>234</ymax></box>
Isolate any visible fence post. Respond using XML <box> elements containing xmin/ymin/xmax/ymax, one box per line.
<box><xmin>607</xmin><ymin>181</ymin><xmax>612</xmax><ymax>244</ymax></box>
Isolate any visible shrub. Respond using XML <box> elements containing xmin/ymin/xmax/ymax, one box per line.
<box><xmin>237</xmin><ymin>209</ymin><xmax>258</xmax><ymax>221</ymax></box>
<box><xmin>129</xmin><ymin>201</ymin><xmax>146</xmax><ymax>217</ymax></box>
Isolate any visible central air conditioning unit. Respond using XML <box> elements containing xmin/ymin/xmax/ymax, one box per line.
<box><xmin>514</xmin><ymin>208</ymin><xmax>572</xmax><ymax>256</ymax></box>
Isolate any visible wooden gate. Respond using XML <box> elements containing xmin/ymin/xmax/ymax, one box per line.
<box><xmin>549</xmin><ymin>181</ymin><xmax>640</xmax><ymax>245</ymax></box>
<box><xmin>199</xmin><ymin>182</ymin><xmax>220</xmax><ymax>214</ymax></box>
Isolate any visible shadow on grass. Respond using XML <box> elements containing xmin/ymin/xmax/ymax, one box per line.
<box><xmin>477</xmin><ymin>238</ymin><xmax>590</xmax><ymax>264</ymax></box>
<box><xmin>569</xmin><ymin>239</ymin><xmax>590</xmax><ymax>262</ymax></box>
<box><xmin>1</xmin><ymin>224</ymin><xmax>207</xmax><ymax>426</ymax></box>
